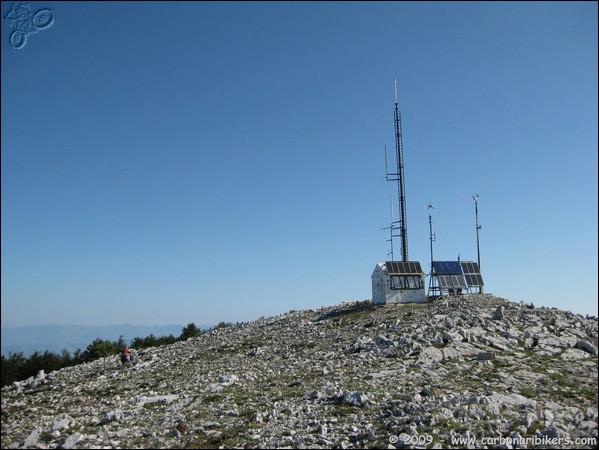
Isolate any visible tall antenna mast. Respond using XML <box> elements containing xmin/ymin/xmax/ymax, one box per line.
<box><xmin>386</xmin><ymin>78</ymin><xmax>409</xmax><ymax>261</ymax></box>
<box><xmin>473</xmin><ymin>194</ymin><xmax>482</xmax><ymax>293</ymax></box>
<box><xmin>427</xmin><ymin>203</ymin><xmax>436</xmax><ymax>295</ymax></box>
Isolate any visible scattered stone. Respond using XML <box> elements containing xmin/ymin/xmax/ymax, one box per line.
<box><xmin>492</xmin><ymin>305</ymin><xmax>504</xmax><ymax>320</ymax></box>
<box><xmin>343</xmin><ymin>391</ymin><xmax>369</xmax><ymax>407</ymax></box>
<box><xmin>61</xmin><ymin>432</ymin><xmax>83</xmax><ymax>449</ymax></box>
<box><xmin>23</xmin><ymin>428</ymin><xmax>40</xmax><ymax>448</ymax></box>
<box><xmin>1</xmin><ymin>295</ymin><xmax>596</xmax><ymax>449</ymax></box>
<box><xmin>476</xmin><ymin>351</ymin><xmax>496</xmax><ymax>360</ymax></box>
<box><xmin>576</xmin><ymin>339</ymin><xmax>598</xmax><ymax>356</ymax></box>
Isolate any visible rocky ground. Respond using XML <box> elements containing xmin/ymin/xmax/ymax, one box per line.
<box><xmin>2</xmin><ymin>295</ymin><xmax>598</xmax><ymax>449</ymax></box>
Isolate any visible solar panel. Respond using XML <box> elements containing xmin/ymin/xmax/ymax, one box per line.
<box><xmin>437</xmin><ymin>274</ymin><xmax>468</xmax><ymax>289</ymax></box>
<box><xmin>460</xmin><ymin>261</ymin><xmax>479</xmax><ymax>274</ymax></box>
<box><xmin>464</xmin><ymin>274</ymin><xmax>484</xmax><ymax>286</ymax></box>
<box><xmin>460</xmin><ymin>261</ymin><xmax>484</xmax><ymax>287</ymax></box>
<box><xmin>385</xmin><ymin>261</ymin><xmax>423</xmax><ymax>275</ymax></box>
<box><xmin>432</xmin><ymin>261</ymin><xmax>463</xmax><ymax>275</ymax></box>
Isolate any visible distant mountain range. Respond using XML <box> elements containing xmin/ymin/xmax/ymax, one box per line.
<box><xmin>1</xmin><ymin>324</ymin><xmax>197</xmax><ymax>357</ymax></box>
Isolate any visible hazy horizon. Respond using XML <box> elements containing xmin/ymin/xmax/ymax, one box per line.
<box><xmin>0</xmin><ymin>323</ymin><xmax>213</xmax><ymax>357</ymax></box>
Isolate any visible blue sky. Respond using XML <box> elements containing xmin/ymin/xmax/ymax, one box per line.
<box><xmin>2</xmin><ymin>2</ymin><xmax>597</xmax><ymax>327</ymax></box>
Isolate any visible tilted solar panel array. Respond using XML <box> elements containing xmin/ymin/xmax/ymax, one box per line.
<box><xmin>431</xmin><ymin>261</ymin><xmax>463</xmax><ymax>275</ymax></box>
<box><xmin>460</xmin><ymin>261</ymin><xmax>484</xmax><ymax>287</ymax></box>
<box><xmin>432</xmin><ymin>261</ymin><xmax>467</xmax><ymax>290</ymax></box>
<box><xmin>436</xmin><ymin>274</ymin><xmax>468</xmax><ymax>290</ymax></box>
<box><xmin>385</xmin><ymin>261</ymin><xmax>423</xmax><ymax>275</ymax></box>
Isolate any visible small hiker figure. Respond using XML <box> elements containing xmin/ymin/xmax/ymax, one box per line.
<box><xmin>121</xmin><ymin>345</ymin><xmax>133</xmax><ymax>366</ymax></box>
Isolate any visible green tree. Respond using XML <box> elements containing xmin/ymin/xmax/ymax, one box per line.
<box><xmin>158</xmin><ymin>334</ymin><xmax>177</xmax><ymax>346</ymax></box>
<box><xmin>1</xmin><ymin>352</ymin><xmax>26</xmax><ymax>386</ymax></box>
<box><xmin>116</xmin><ymin>335</ymin><xmax>126</xmax><ymax>350</ymax></box>
<box><xmin>180</xmin><ymin>323</ymin><xmax>201</xmax><ymax>341</ymax></box>
<box><xmin>82</xmin><ymin>338</ymin><xmax>119</xmax><ymax>373</ymax></box>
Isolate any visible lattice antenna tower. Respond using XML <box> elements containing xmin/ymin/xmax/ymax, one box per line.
<box><xmin>385</xmin><ymin>78</ymin><xmax>409</xmax><ymax>261</ymax></box>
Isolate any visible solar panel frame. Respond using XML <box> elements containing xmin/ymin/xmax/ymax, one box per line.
<box><xmin>385</xmin><ymin>261</ymin><xmax>423</xmax><ymax>275</ymax></box>
<box><xmin>460</xmin><ymin>261</ymin><xmax>484</xmax><ymax>287</ymax></box>
<box><xmin>468</xmin><ymin>274</ymin><xmax>484</xmax><ymax>286</ymax></box>
<box><xmin>437</xmin><ymin>274</ymin><xmax>468</xmax><ymax>290</ymax></box>
<box><xmin>461</xmin><ymin>261</ymin><xmax>480</xmax><ymax>274</ymax></box>
<box><xmin>432</xmin><ymin>261</ymin><xmax>463</xmax><ymax>275</ymax></box>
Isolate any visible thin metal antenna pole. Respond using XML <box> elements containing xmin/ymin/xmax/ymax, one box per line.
<box><xmin>387</xmin><ymin>193</ymin><xmax>394</xmax><ymax>261</ymax></box>
<box><xmin>384</xmin><ymin>145</ymin><xmax>389</xmax><ymax>179</ymax></box>
<box><xmin>473</xmin><ymin>194</ymin><xmax>482</xmax><ymax>293</ymax></box>
<box><xmin>382</xmin><ymin>191</ymin><xmax>397</xmax><ymax>261</ymax></box>
<box><xmin>427</xmin><ymin>203</ymin><xmax>435</xmax><ymax>295</ymax></box>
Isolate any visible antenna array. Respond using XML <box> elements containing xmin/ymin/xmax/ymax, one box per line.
<box><xmin>385</xmin><ymin>78</ymin><xmax>409</xmax><ymax>262</ymax></box>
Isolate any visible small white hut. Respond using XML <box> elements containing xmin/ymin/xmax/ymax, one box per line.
<box><xmin>371</xmin><ymin>261</ymin><xmax>426</xmax><ymax>305</ymax></box>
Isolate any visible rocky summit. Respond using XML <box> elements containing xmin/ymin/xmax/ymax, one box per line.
<box><xmin>2</xmin><ymin>295</ymin><xmax>598</xmax><ymax>449</ymax></box>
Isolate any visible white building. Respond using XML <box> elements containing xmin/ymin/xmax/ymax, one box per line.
<box><xmin>371</xmin><ymin>261</ymin><xmax>426</xmax><ymax>305</ymax></box>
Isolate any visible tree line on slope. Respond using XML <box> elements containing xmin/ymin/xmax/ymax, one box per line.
<box><xmin>0</xmin><ymin>322</ymin><xmax>236</xmax><ymax>387</ymax></box>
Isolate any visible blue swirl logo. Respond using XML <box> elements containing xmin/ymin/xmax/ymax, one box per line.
<box><xmin>3</xmin><ymin>3</ymin><xmax>54</xmax><ymax>49</ymax></box>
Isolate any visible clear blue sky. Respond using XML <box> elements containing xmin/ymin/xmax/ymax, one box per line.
<box><xmin>2</xmin><ymin>2</ymin><xmax>597</xmax><ymax>327</ymax></box>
